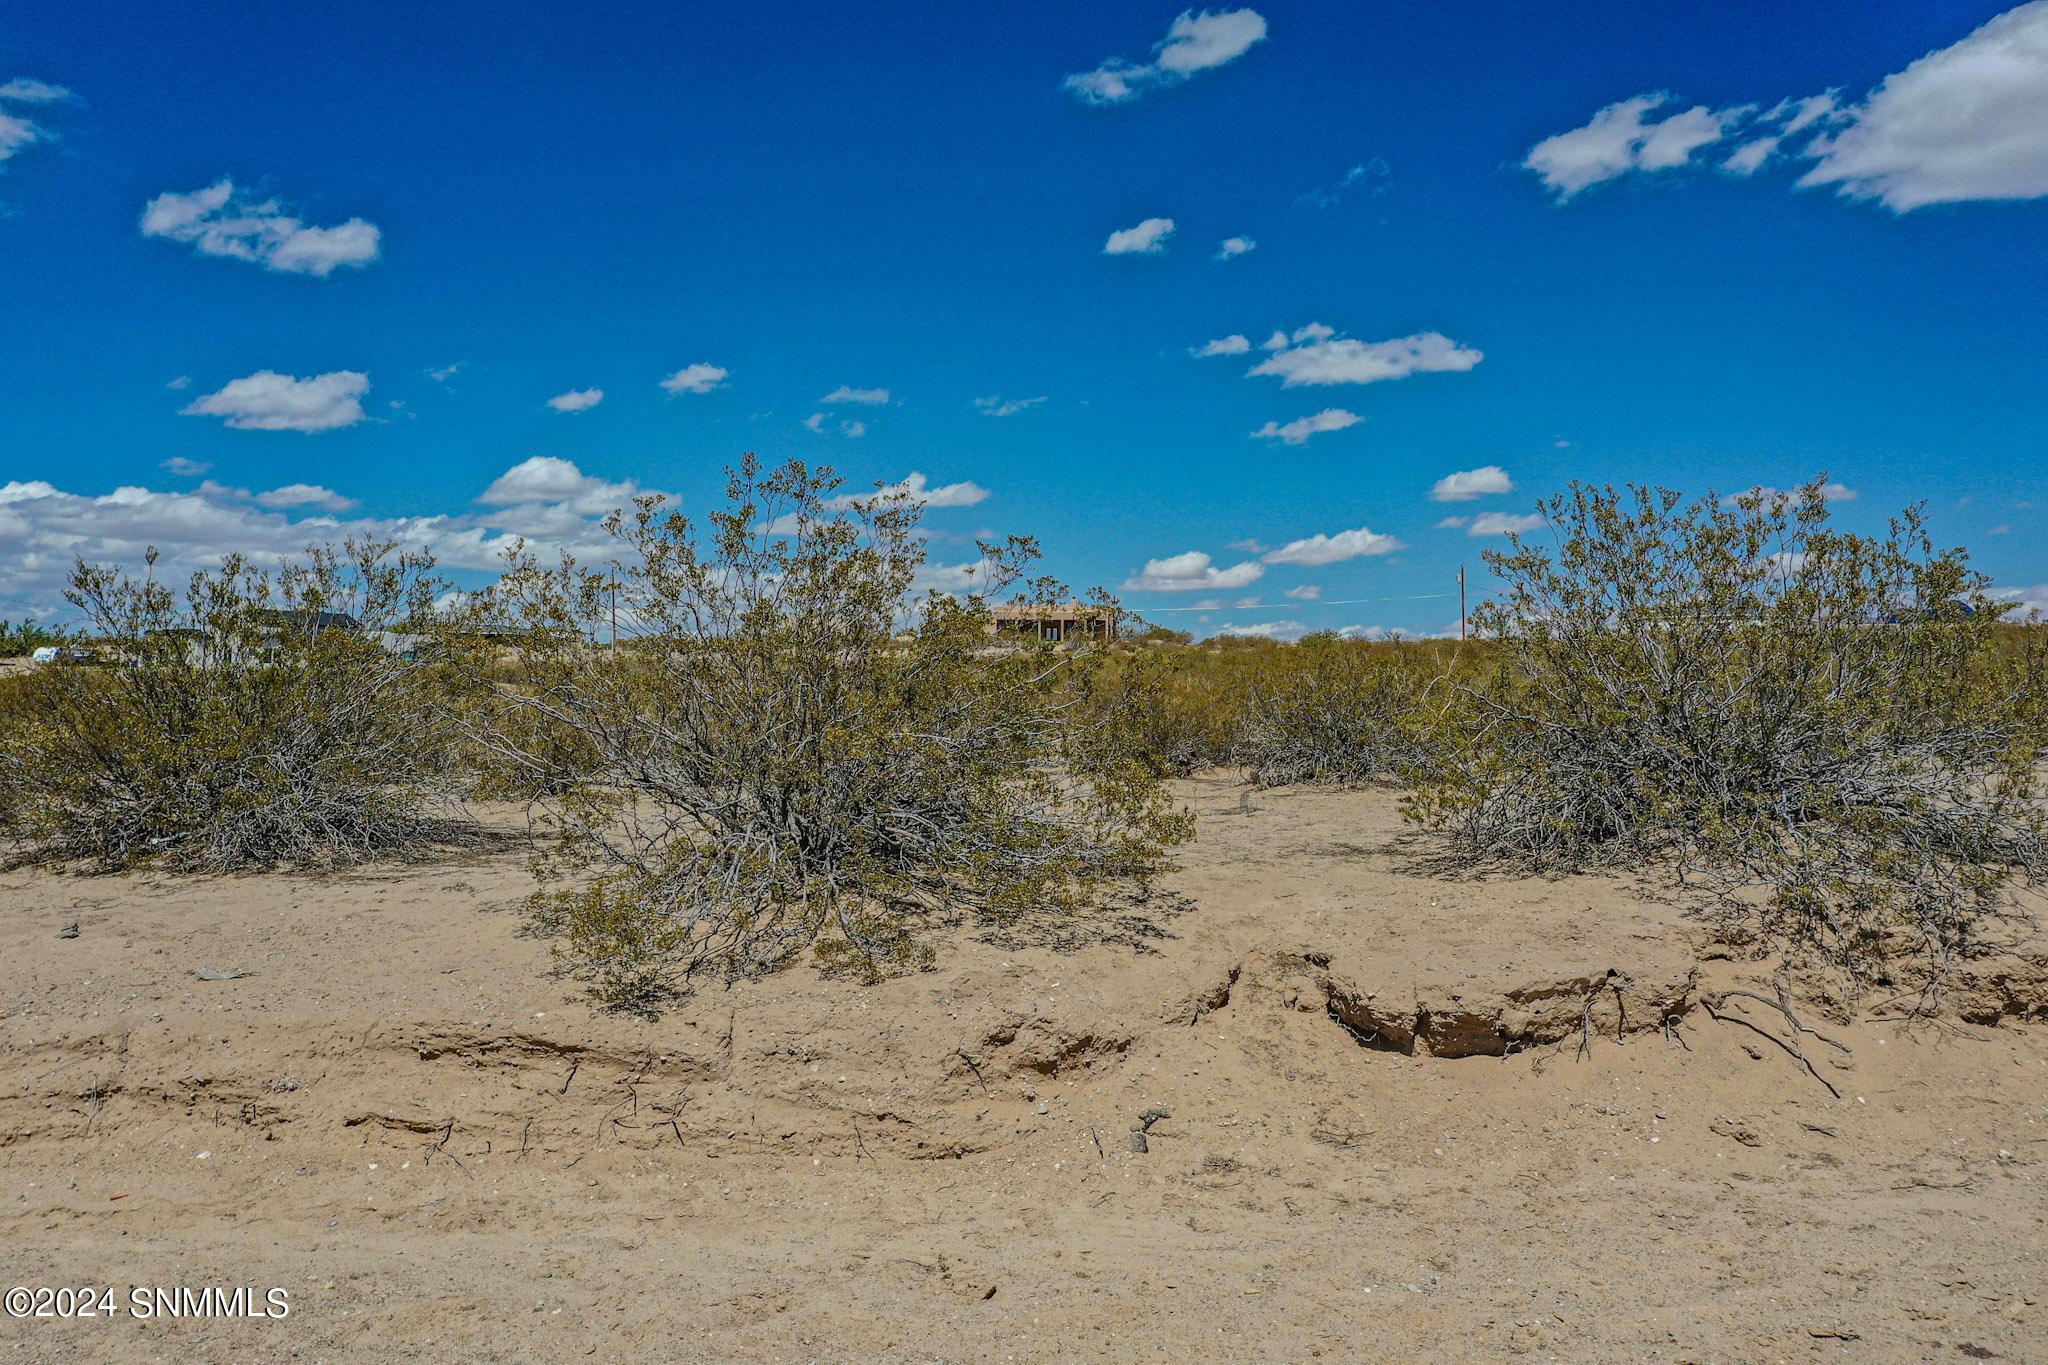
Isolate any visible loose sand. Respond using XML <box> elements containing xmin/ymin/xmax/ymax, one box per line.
<box><xmin>3</xmin><ymin>778</ymin><xmax>2045</xmax><ymax>1361</ymax></box>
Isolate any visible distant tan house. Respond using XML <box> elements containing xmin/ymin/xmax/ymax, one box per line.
<box><xmin>989</xmin><ymin>602</ymin><xmax>1118</xmax><ymax>644</ymax></box>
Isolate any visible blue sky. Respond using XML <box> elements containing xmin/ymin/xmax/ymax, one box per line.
<box><xmin>3</xmin><ymin>1</ymin><xmax>2046</xmax><ymax>635</ymax></box>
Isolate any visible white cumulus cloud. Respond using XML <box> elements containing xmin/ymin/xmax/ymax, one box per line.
<box><xmin>660</xmin><ymin>363</ymin><xmax>729</xmax><ymax>395</ymax></box>
<box><xmin>1248</xmin><ymin>329</ymin><xmax>1483</xmax><ymax>387</ymax></box>
<box><xmin>1799</xmin><ymin>2</ymin><xmax>2048</xmax><ymax>211</ymax></box>
<box><xmin>1122</xmin><ymin>550</ymin><xmax>1265</xmax><ymax>592</ymax></box>
<box><xmin>479</xmin><ymin>456</ymin><xmax>641</xmax><ymax>517</ymax></box>
<box><xmin>0</xmin><ymin>76</ymin><xmax>77</xmax><ymax>169</ymax></box>
<box><xmin>254</xmin><ymin>483</ymin><xmax>358</xmax><ymax>512</ymax></box>
<box><xmin>1252</xmin><ymin>408</ymin><xmax>1361</xmax><ymax>445</ymax></box>
<box><xmin>140</xmin><ymin>180</ymin><xmax>382</xmax><ymax>276</ymax></box>
<box><xmin>1524</xmin><ymin>94</ymin><xmax>1748</xmax><ymax>200</ymax></box>
<box><xmin>1193</xmin><ymin>334</ymin><xmax>1251</xmax><ymax>357</ymax></box>
<box><xmin>831</xmin><ymin>471</ymin><xmax>988</xmax><ymax>510</ymax></box>
<box><xmin>1104</xmin><ymin>216</ymin><xmax>1176</xmax><ymax>255</ymax></box>
<box><xmin>0</xmin><ymin>459</ymin><xmax>681</xmax><ymax>615</ymax></box>
<box><xmin>1721</xmin><ymin>136</ymin><xmax>1781</xmax><ymax>176</ymax></box>
<box><xmin>1215</xmin><ymin>236</ymin><xmax>1256</xmax><ymax>259</ymax></box>
<box><xmin>1261</xmin><ymin>526</ymin><xmax>1402</xmax><ymax>566</ymax></box>
<box><xmin>821</xmin><ymin>385</ymin><xmax>890</xmax><ymax>405</ymax></box>
<box><xmin>1064</xmin><ymin>8</ymin><xmax>1268</xmax><ymax>106</ymax></box>
<box><xmin>1284</xmin><ymin>584</ymin><xmax>1321</xmax><ymax>600</ymax></box>
<box><xmin>181</xmin><ymin>370</ymin><xmax>369</xmax><ymax>433</ymax></box>
<box><xmin>547</xmin><ymin>388</ymin><xmax>604</xmax><ymax>413</ymax></box>
<box><xmin>1468</xmin><ymin>512</ymin><xmax>1545</xmax><ymax>536</ymax></box>
<box><xmin>1724</xmin><ymin>481</ymin><xmax>1858</xmax><ymax>505</ymax></box>
<box><xmin>1431</xmin><ymin>465</ymin><xmax>1515</xmax><ymax>501</ymax></box>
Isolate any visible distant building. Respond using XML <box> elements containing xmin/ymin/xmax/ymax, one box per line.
<box><xmin>989</xmin><ymin>602</ymin><xmax>1118</xmax><ymax>644</ymax></box>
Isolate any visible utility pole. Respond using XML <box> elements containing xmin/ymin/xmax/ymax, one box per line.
<box><xmin>1459</xmin><ymin>565</ymin><xmax>1467</xmax><ymax>642</ymax></box>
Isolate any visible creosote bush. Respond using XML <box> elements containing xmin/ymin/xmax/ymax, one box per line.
<box><xmin>1407</xmin><ymin>478</ymin><xmax>2048</xmax><ymax>984</ymax></box>
<box><xmin>1236</xmin><ymin>633</ymin><xmax>1436</xmax><ymax>787</ymax></box>
<box><xmin>0</xmin><ymin>541</ymin><xmax>468</xmax><ymax>871</ymax></box>
<box><xmin>450</xmin><ymin>455</ymin><xmax>1191</xmax><ymax>1008</ymax></box>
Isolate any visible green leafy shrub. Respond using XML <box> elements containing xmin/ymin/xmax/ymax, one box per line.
<box><xmin>1407</xmin><ymin>478</ymin><xmax>2048</xmax><ymax>984</ymax></box>
<box><xmin>0</xmin><ymin>541</ymin><xmax>469</xmax><ymax>871</ymax></box>
<box><xmin>449</xmin><ymin>455</ymin><xmax>1192</xmax><ymax>1008</ymax></box>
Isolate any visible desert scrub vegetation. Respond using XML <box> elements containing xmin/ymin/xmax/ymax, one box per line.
<box><xmin>1073</xmin><ymin>643</ymin><xmax>1253</xmax><ymax>777</ymax></box>
<box><xmin>0</xmin><ymin>541</ymin><xmax>470</xmax><ymax>871</ymax></box>
<box><xmin>1072</xmin><ymin>633</ymin><xmax>1453</xmax><ymax>785</ymax></box>
<box><xmin>1407</xmin><ymin>477</ymin><xmax>2048</xmax><ymax>987</ymax></box>
<box><xmin>0</xmin><ymin>618</ymin><xmax>71</xmax><ymax>657</ymax></box>
<box><xmin>1235</xmin><ymin>633</ymin><xmax>1443</xmax><ymax>787</ymax></box>
<box><xmin>448</xmin><ymin>455</ymin><xmax>1192</xmax><ymax>1008</ymax></box>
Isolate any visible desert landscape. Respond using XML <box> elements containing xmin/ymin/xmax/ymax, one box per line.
<box><xmin>5</xmin><ymin>777</ymin><xmax>2044</xmax><ymax>1362</ymax></box>
<box><xmin>9</xmin><ymin>2</ymin><xmax>2048</xmax><ymax>1360</ymax></box>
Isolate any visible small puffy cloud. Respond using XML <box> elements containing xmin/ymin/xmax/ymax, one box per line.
<box><xmin>1434</xmin><ymin>515</ymin><xmax>1469</xmax><ymax>529</ymax></box>
<box><xmin>1799</xmin><ymin>3</ymin><xmax>2048</xmax><ymax>211</ymax></box>
<box><xmin>830</xmin><ymin>471</ymin><xmax>989</xmax><ymax>511</ymax></box>
<box><xmin>1524</xmin><ymin>94</ymin><xmax>1746</xmax><ymax>199</ymax></box>
<box><xmin>547</xmin><ymin>387</ymin><xmax>604</xmax><ymax>413</ymax></box>
<box><xmin>426</xmin><ymin>362</ymin><xmax>463</xmax><ymax>385</ymax></box>
<box><xmin>1431</xmin><ymin>465</ymin><xmax>1515</xmax><ymax>501</ymax></box>
<box><xmin>840</xmin><ymin>419</ymin><xmax>866</xmax><ymax>439</ymax></box>
<box><xmin>1206</xmin><ymin>619</ymin><xmax>1307</xmax><ymax>641</ymax></box>
<box><xmin>1193</xmin><ymin>334</ymin><xmax>1251</xmax><ymax>357</ymax></box>
<box><xmin>181</xmin><ymin>370</ymin><xmax>369</xmax><ymax>433</ymax></box>
<box><xmin>1065</xmin><ymin>8</ymin><xmax>1268</xmax><ymax>106</ymax></box>
<box><xmin>165</xmin><ymin>375</ymin><xmax>191</xmax><ymax>391</ymax></box>
<box><xmin>1252</xmin><ymin>408</ymin><xmax>1361</xmax><ymax>445</ymax></box>
<box><xmin>1773</xmin><ymin>92</ymin><xmax>1840</xmax><ymax>135</ymax></box>
<box><xmin>1468</xmin><ymin>511</ymin><xmax>1545</xmax><ymax>536</ymax></box>
<box><xmin>802</xmin><ymin>412</ymin><xmax>827</xmax><ymax>433</ymax></box>
<box><xmin>1249</xmin><ymin>329</ymin><xmax>1483</xmax><ymax>387</ymax></box>
<box><xmin>821</xmin><ymin>385</ymin><xmax>890</xmax><ymax>405</ymax></box>
<box><xmin>0</xmin><ymin>75</ymin><xmax>77</xmax><ymax>169</ymax></box>
<box><xmin>254</xmin><ymin>483</ymin><xmax>358</xmax><ymax>512</ymax></box>
<box><xmin>140</xmin><ymin>180</ymin><xmax>381</xmax><ymax>276</ymax></box>
<box><xmin>479</xmin><ymin>455</ymin><xmax>640</xmax><ymax>516</ymax></box>
<box><xmin>1259</xmin><ymin>329</ymin><xmax>1290</xmax><ymax>350</ymax></box>
<box><xmin>1724</xmin><ymin>481</ymin><xmax>1857</xmax><ymax>505</ymax></box>
<box><xmin>1722</xmin><ymin>136</ymin><xmax>1781</xmax><ymax>176</ymax></box>
<box><xmin>160</xmin><ymin>456</ymin><xmax>210</xmax><ymax>477</ymax></box>
<box><xmin>974</xmin><ymin>394</ymin><xmax>1047</xmax><ymax>417</ymax></box>
<box><xmin>1104</xmin><ymin>216</ymin><xmax>1176</xmax><ymax>255</ymax></box>
<box><xmin>1283</xmin><ymin>584</ymin><xmax>1321</xmax><ymax>601</ymax></box>
<box><xmin>1215</xmin><ymin>236</ymin><xmax>1256</xmax><ymax>260</ymax></box>
<box><xmin>1262</xmin><ymin>526</ymin><xmax>1402</xmax><ymax>566</ymax></box>
<box><xmin>1123</xmin><ymin>550</ymin><xmax>1264</xmax><ymax>592</ymax></box>
<box><xmin>660</xmin><ymin>362</ymin><xmax>729</xmax><ymax>395</ymax></box>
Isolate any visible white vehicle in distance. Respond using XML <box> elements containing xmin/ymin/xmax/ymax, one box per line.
<box><xmin>27</xmin><ymin>645</ymin><xmax>97</xmax><ymax>667</ymax></box>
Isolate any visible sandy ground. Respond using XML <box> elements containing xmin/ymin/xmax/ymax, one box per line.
<box><xmin>2</xmin><ymin>777</ymin><xmax>2045</xmax><ymax>1363</ymax></box>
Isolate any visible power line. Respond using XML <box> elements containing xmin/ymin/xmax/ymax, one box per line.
<box><xmin>1131</xmin><ymin>591</ymin><xmax>1456</xmax><ymax>615</ymax></box>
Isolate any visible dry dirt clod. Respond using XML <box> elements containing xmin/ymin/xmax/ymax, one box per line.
<box><xmin>56</xmin><ymin>922</ymin><xmax>79</xmax><ymax>939</ymax></box>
